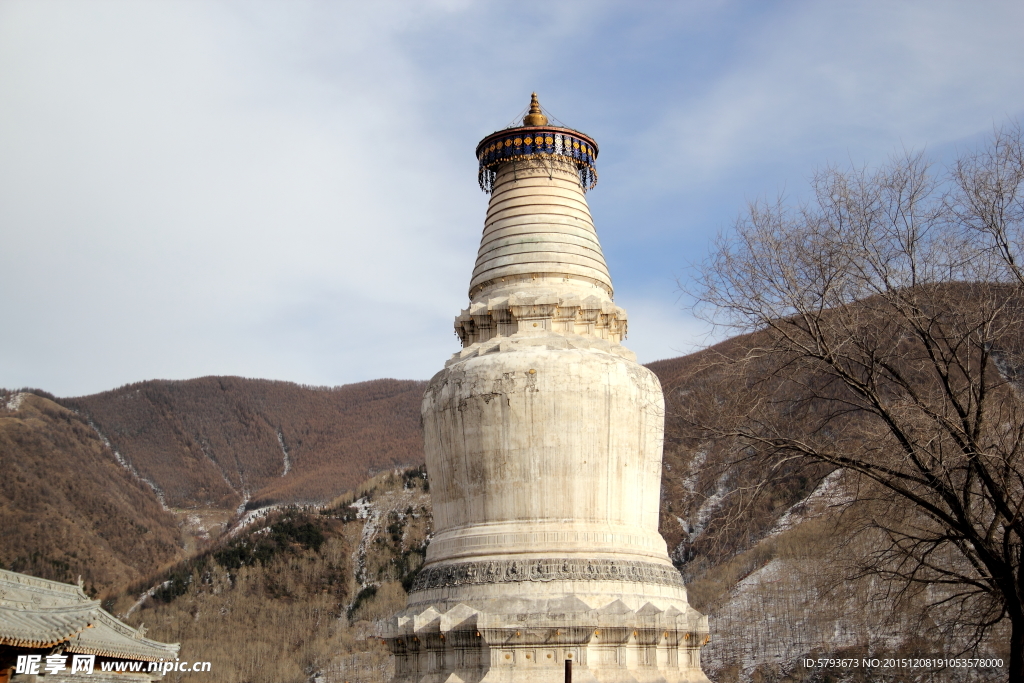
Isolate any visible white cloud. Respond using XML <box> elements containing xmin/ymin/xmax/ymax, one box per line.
<box><xmin>627</xmin><ymin>0</ymin><xmax>1024</xmax><ymax>193</ymax></box>
<box><xmin>0</xmin><ymin>1</ymin><xmax>483</xmax><ymax>394</ymax></box>
<box><xmin>1</xmin><ymin>0</ymin><xmax>1023</xmax><ymax>395</ymax></box>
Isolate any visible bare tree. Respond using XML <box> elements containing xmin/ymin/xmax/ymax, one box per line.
<box><xmin>687</xmin><ymin>124</ymin><xmax>1024</xmax><ymax>680</ymax></box>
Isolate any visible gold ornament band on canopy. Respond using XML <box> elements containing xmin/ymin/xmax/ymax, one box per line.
<box><xmin>475</xmin><ymin>126</ymin><xmax>599</xmax><ymax>193</ymax></box>
<box><xmin>475</xmin><ymin>94</ymin><xmax>599</xmax><ymax>193</ymax></box>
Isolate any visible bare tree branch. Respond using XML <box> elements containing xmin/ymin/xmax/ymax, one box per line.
<box><xmin>683</xmin><ymin>125</ymin><xmax>1024</xmax><ymax>680</ymax></box>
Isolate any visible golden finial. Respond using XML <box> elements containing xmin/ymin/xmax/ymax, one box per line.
<box><xmin>523</xmin><ymin>92</ymin><xmax>548</xmax><ymax>126</ymax></box>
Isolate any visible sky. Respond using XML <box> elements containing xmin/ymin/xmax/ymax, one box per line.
<box><xmin>3</xmin><ymin>0</ymin><xmax>1024</xmax><ymax>397</ymax></box>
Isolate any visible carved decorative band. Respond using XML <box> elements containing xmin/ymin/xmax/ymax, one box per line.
<box><xmin>475</xmin><ymin>126</ymin><xmax>599</xmax><ymax>193</ymax></box>
<box><xmin>411</xmin><ymin>558</ymin><xmax>684</xmax><ymax>592</ymax></box>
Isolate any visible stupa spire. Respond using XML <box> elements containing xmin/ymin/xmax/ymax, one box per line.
<box><xmin>466</xmin><ymin>94</ymin><xmax>612</xmax><ymax>343</ymax></box>
<box><xmin>523</xmin><ymin>91</ymin><xmax>548</xmax><ymax>126</ymax></box>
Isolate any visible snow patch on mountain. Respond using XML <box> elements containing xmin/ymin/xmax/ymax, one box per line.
<box><xmin>4</xmin><ymin>392</ymin><xmax>26</xmax><ymax>411</ymax></box>
<box><xmin>229</xmin><ymin>504</ymin><xmax>280</xmax><ymax>536</ymax></box>
<box><xmin>277</xmin><ymin>428</ymin><xmax>291</xmax><ymax>477</ymax></box>
<box><xmin>351</xmin><ymin>496</ymin><xmax>380</xmax><ymax>589</ymax></box>
<box><xmin>125</xmin><ymin>580</ymin><xmax>173</xmax><ymax>617</ymax></box>
<box><xmin>679</xmin><ymin>449</ymin><xmax>707</xmax><ymax>495</ymax></box>
<box><xmin>767</xmin><ymin>469</ymin><xmax>850</xmax><ymax>538</ymax></box>
<box><xmin>84</xmin><ymin>417</ymin><xmax>168</xmax><ymax>510</ymax></box>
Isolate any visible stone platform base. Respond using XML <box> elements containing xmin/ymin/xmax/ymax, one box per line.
<box><xmin>383</xmin><ymin>596</ymin><xmax>710</xmax><ymax>683</ymax></box>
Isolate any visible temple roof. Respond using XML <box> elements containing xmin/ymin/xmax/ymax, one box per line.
<box><xmin>0</xmin><ymin>569</ymin><xmax>179</xmax><ymax>661</ymax></box>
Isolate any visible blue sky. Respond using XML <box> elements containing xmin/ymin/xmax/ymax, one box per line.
<box><xmin>3</xmin><ymin>0</ymin><xmax>1024</xmax><ymax>397</ymax></box>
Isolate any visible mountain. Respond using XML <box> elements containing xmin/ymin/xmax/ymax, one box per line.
<box><xmin>107</xmin><ymin>467</ymin><xmax>431</xmax><ymax>683</ymax></box>
<box><xmin>3</xmin><ymin>343</ymin><xmax>1011</xmax><ymax>682</ymax></box>
<box><xmin>648</xmin><ymin>344</ymin><xmax>831</xmax><ymax>574</ymax></box>
<box><xmin>0</xmin><ymin>390</ymin><xmax>182</xmax><ymax>593</ymax></box>
<box><xmin>647</xmin><ymin>332</ymin><xmax>1010</xmax><ymax>682</ymax></box>
<box><xmin>1</xmin><ymin>377</ymin><xmax>426</xmax><ymax>600</ymax></box>
<box><xmin>59</xmin><ymin>376</ymin><xmax>427</xmax><ymax>511</ymax></box>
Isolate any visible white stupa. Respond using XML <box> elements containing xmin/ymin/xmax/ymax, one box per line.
<box><xmin>385</xmin><ymin>94</ymin><xmax>710</xmax><ymax>683</ymax></box>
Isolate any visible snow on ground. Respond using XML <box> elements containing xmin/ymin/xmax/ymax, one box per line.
<box><xmin>228</xmin><ymin>504</ymin><xmax>283</xmax><ymax>536</ymax></box>
<box><xmin>706</xmin><ymin>557</ymin><xmax>828</xmax><ymax>673</ymax></box>
<box><xmin>348</xmin><ymin>479</ymin><xmax>430</xmax><ymax>594</ymax></box>
<box><xmin>225</xmin><ymin>500</ymin><xmax>327</xmax><ymax>537</ymax></box>
<box><xmin>277</xmin><ymin>429</ymin><xmax>291</xmax><ymax>477</ymax></box>
<box><xmin>679</xmin><ymin>449</ymin><xmax>707</xmax><ymax>495</ymax></box>
<box><xmin>767</xmin><ymin>469</ymin><xmax>850</xmax><ymax>538</ymax></box>
<box><xmin>4</xmin><ymin>392</ymin><xmax>26</xmax><ymax>411</ymax></box>
<box><xmin>350</xmin><ymin>497</ymin><xmax>373</xmax><ymax>520</ymax></box>
<box><xmin>185</xmin><ymin>513</ymin><xmax>210</xmax><ymax>541</ymax></box>
<box><xmin>351</xmin><ymin>496</ymin><xmax>381</xmax><ymax>588</ymax></box>
<box><xmin>84</xmin><ymin>417</ymin><xmax>169</xmax><ymax>510</ymax></box>
<box><xmin>702</xmin><ymin>472</ymin><xmax>910</xmax><ymax>679</ymax></box>
<box><xmin>687</xmin><ymin>473</ymin><xmax>729</xmax><ymax>542</ymax></box>
<box><xmin>234</xmin><ymin>492</ymin><xmax>251</xmax><ymax>517</ymax></box>
<box><xmin>671</xmin><ymin>449</ymin><xmax>729</xmax><ymax>543</ymax></box>
<box><xmin>125</xmin><ymin>580</ymin><xmax>173</xmax><ymax>618</ymax></box>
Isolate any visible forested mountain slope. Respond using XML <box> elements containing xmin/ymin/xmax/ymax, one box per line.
<box><xmin>647</xmin><ymin>313</ymin><xmax>1013</xmax><ymax>681</ymax></box>
<box><xmin>0</xmin><ymin>391</ymin><xmax>182</xmax><ymax>592</ymax></box>
<box><xmin>1</xmin><ymin>377</ymin><xmax>426</xmax><ymax>599</ymax></box>
<box><xmin>3</xmin><ymin>333</ymin><xmax>1012</xmax><ymax>682</ymax></box>
<box><xmin>109</xmin><ymin>468</ymin><xmax>431</xmax><ymax>683</ymax></box>
<box><xmin>649</xmin><ymin>343</ymin><xmax>832</xmax><ymax>575</ymax></box>
<box><xmin>59</xmin><ymin>377</ymin><xmax>426</xmax><ymax>510</ymax></box>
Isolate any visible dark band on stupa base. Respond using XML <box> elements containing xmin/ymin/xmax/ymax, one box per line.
<box><xmin>412</xmin><ymin>558</ymin><xmax>685</xmax><ymax>591</ymax></box>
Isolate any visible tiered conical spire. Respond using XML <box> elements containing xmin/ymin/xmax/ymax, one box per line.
<box><xmin>469</xmin><ymin>135</ymin><xmax>613</xmax><ymax>300</ymax></box>
<box><xmin>457</xmin><ymin>93</ymin><xmax>625</xmax><ymax>349</ymax></box>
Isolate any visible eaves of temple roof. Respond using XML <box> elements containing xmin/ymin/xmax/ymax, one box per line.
<box><xmin>0</xmin><ymin>568</ymin><xmax>179</xmax><ymax>662</ymax></box>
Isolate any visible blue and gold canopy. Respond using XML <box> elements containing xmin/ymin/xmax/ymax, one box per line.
<box><xmin>476</xmin><ymin>94</ymin><xmax>599</xmax><ymax>193</ymax></box>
